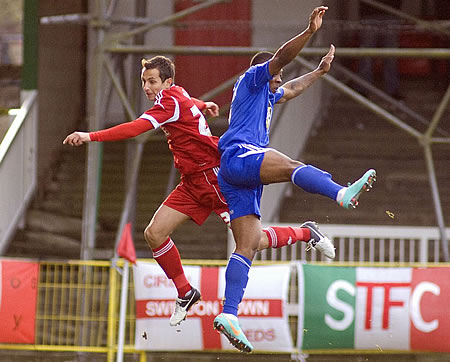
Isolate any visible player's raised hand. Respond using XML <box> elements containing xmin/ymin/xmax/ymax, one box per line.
<box><xmin>63</xmin><ymin>131</ymin><xmax>91</xmax><ymax>146</ymax></box>
<box><xmin>317</xmin><ymin>44</ymin><xmax>335</xmax><ymax>74</ymax></box>
<box><xmin>204</xmin><ymin>101</ymin><xmax>219</xmax><ymax>118</ymax></box>
<box><xmin>308</xmin><ymin>6</ymin><xmax>328</xmax><ymax>33</ymax></box>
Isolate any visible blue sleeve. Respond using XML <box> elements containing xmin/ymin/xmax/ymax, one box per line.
<box><xmin>244</xmin><ymin>61</ymin><xmax>272</xmax><ymax>92</ymax></box>
<box><xmin>274</xmin><ymin>87</ymin><xmax>284</xmax><ymax>103</ymax></box>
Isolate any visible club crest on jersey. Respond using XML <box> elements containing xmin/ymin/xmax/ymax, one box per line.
<box><xmin>265</xmin><ymin>105</ymin><xmax>273</xmax><ymax>131</ymax></box>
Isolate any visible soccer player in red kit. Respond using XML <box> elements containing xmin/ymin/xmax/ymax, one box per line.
<box><xmin>63</xmin><ymin>55</ymin><xmax>334</xmax><ymax>327</ymax></box>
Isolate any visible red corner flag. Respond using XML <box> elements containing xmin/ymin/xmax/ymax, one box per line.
<box><xmin>117</xmin><ymin>222</ymin><xmax>136</xmax><ymax>264</ymax></box>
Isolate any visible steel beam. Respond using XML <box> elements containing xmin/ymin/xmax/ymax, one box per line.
<box><xmin>110</xmin><ymin>0</ymin><xmax>227</xmax><ymax>44</ymax></box>
<box><xmin>81</xmin><ymin>0</ymin><xmax>107</xmax><ymax>260</ymax></box>
<box><xmin>107</xmin><ymin>45</ymin><xmax>450</xmax><ymax>58</ymax></box>
<box><xmin>361</xmin><ymin>0</ymin><xmax>450</xmax><ymax>37</ymax></box>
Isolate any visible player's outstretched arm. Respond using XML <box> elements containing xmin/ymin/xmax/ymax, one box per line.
<box><xmin>277</xmin><ymin>44</ymin><xmax>335</xmax><ymax>104</ymax></box>
<box><xmin>63</xmin><ymin>131</ymin><xmax>91</xmax><ymax>146</ymax></box>
<box><xmin>269</xmin><ymin>6</ymin><xmax>327</xmax><ymax>76</ymax></box>
<box><xmin>63</xmin><ymin>118</ymin><xmax>154</xmax><ymax>145</ymax></box>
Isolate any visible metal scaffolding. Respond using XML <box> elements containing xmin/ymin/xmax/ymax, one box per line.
<box><xmin>41</xmin><ymin>0</ymin><xmax>450</xmax><ymax>263</ymax></box>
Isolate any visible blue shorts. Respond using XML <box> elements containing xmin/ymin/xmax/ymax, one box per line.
<box><xmin>218</xmin><ymin>144</ymin><xmax>270</xmax><ymax>220</ymax></box>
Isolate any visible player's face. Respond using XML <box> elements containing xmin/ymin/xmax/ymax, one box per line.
<box><xmin>269</xmin><ymin>69</ymin><xmax>283</xmax><ymax>93</ymax></box>
<box><xmin>141</xmin><ymin>68</ymin><xmax>172</xmax><ymax>101</ymax></box>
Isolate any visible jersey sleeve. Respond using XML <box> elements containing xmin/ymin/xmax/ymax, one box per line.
<box><xmin>89</xmin><ymin>118</ymin><xmax>154</xmax><ymax>142</ymax></box>
<box><xmin>274</xmin><ymin>87</ymin><xmax>285</xmax><ymax>103</ymax></box>
<box><xmin>246</xmin><ymin>61</ymin><xmax>272</xmax><ymax>92</ymax></box>
<box><xmin>192</xmin><ymin>97</ymin><xmax>206</xmax><ymax>111</ymax></box>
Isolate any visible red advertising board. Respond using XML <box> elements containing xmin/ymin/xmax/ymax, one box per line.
<box><xmin>410</xmin><ymin>267</ymin><xmax>450</xmax><ymax>352</ymax></box>
<box><xmin>0</xmin><ymin>260</ymin><xmax>39</xmax><ymax>344</ymax></box>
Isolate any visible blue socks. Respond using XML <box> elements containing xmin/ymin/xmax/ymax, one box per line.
<box><xmin>223</xmin><ymin>253</ymin><xmax>252</xmax><ymax>316</ymax></box>
<box><xmin>291</xmin><ymin>164</ymin><xmax>342</xmax><ymax>200</ymax></box>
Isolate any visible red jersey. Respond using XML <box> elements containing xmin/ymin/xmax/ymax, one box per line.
<box><xmin>90</xmin><ymin>85</ymin><xmax>220</xmax><ymax>175</ymax></box>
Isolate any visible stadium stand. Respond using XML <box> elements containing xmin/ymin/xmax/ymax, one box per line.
<box><xmin>6</xmin><ymin>133</ymin><xmax>228</xmax><ymax>260</ymax></box>
<box><xmin>280</xmin><ymin>77</ymin><xmax>450</xmax><ymax>228</ymax></box>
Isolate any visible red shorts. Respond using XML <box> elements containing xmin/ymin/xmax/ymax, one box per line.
<box><xmin>163</xmin><ymin>167</ymin><xmax>230</xmax><ymax>226</ymax></box>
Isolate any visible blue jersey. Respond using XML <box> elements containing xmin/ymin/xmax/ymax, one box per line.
<box><xmin>218</xmin><ymin>61</ymin><xmax>284</xmax><ymax>153</ymax></box>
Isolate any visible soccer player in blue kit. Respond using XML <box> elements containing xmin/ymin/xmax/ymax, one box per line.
<box><xmin>213</xmin><ymin>6</ymin><xmax>376</xmax><ymax>352</ymax></box>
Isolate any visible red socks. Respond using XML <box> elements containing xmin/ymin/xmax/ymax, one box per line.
<box><xmin>263</xmin><ymin>226</ymin><xmax>311</xmax><ymax>248</ymax></box>
<box><xmin>152</xmin><ymin>238</ymin><xmax>191</xmax><ymax>297</ymax></box>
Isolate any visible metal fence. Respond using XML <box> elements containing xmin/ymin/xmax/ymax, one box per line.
<box><xmin>0</xmin><ymin>260</ymin><xmax>144</xmax><ymax>361</ymax></box>
<box><xmin>1</xmin><ymin>259</ymin><xmax>301</xmax><ymax>360</ymax></box>
<box><xmin>1</xmin><ymin>255</ymin><xmax>449</xmax><ymax>360</ymax></box>
<box><xmin>257</xmin><ymin>224</ymin><xmax>450</xmax><ymax>263</ymax></box>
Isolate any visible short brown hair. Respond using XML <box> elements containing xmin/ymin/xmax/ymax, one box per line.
<box><xmin>250</xmin><ymin>51</ymin><xmax>273</xmax><ymax>66</ymax></box>
<box><xmin>141</xmin><ymin>55</ymin><xmax>175</xmax><ymax>82</ymax></box>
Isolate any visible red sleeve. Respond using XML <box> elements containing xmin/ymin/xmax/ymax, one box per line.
<box><xmin>89</xmin><ymin>118</ymin><xmax>154</xmax><ymax>142</ymax></box>
<box><xmin>192</xmin><ymin>98</ymin><xmax>206</xmax><ymax>111</ymax></box>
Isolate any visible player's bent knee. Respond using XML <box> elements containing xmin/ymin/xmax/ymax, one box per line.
<box><xmin>288</xmin><ymin>159</ymin><xmax>303</xmax><ymax>172</ymax></box>
<box><xmin>235</xmin><ymin>239</ymin><xmax>260</xmax><ymax>258</ymax></box>
<box><xmin>277</xmin><ymin>158</ymin><xmax>304</xmax><ymax>180</ymax></box>
<box><xmin>144</xmin><ymin>225</ymin><xmax>166</xmax><ymax>249</ymax></box>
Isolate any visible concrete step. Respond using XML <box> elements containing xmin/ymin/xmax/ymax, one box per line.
<box><xmin>7</xmin><ymin>128</ymin><xmax>228</xmax><ymax>260</ymax></box>
<box><xmin>280</xmin><ymin>77</ymin><xmax>450</xmax><ymax>228</ymax></box>
<box><xmin>9</xmin><ymin>230</ymin><xmax>81</xmax><ymax>259</ymax></box>
<box><xmin>25</xmin><ymin>209</ymin><xmax>85</xmax><ymax>239</ymax></box>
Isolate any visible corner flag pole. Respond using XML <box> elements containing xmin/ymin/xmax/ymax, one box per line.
<box><xmin>117</xmin><ymin>259</ymin><xmax>129</xmax><ymax>362</ymax></box>
<box><xmin>116</xmin><ymin>222</ymin><xmax>136</xmax><ymax>362</ymax></box>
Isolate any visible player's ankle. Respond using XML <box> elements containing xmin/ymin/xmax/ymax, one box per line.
<box><xmin>336</xmin><ymin>187</ymin><xmax>347</xmax><ymax>202</ymax></box>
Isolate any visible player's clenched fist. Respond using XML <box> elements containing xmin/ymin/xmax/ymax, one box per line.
<box><xmin>204</xmin><ymin>101</ymin><xmax>219</xmax><ymax>118</ymax></box>
<box><xmin>63</xmin><ymin>131</ymin><xmax>91</xmax><ymax>146</ymax></box>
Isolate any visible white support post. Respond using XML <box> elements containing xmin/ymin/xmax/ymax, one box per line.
<box><xmin>419</xmin><ymin>237</ymin><xmax>428</xmax><ymax>264</ymax></box>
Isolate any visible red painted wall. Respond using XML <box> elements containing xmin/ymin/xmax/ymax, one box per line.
<box><xmin>174</xmin><ymin>0</ymin><xmax>251</xmax><ymax>107</ymax></box>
